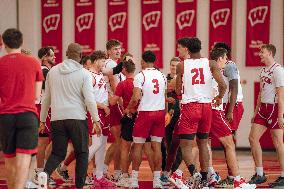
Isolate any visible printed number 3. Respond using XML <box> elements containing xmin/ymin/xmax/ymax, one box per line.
<box><xmin>152</xmin><ymin>79</ymin><xmax>159</xmax><ymax>94</ymax></box>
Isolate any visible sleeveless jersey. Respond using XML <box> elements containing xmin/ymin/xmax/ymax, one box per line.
<box><xmin>134</xmin><ymin>68</ymin><xmax>166</xmax><ymax>111</ymax></box>
<box><xmin>91</xmin><ymin>72</ymin><xmax>108</xmax><ymax>106</ymax></box>
<box><xmin>182</xmin><ymin>58</ymin><xmax>213</xmax><ymax>104</ymax></box>
<box><xmin>104</xmin><ymin>58</ymin><xmax>126</xmax><ymax>95</ymax></box>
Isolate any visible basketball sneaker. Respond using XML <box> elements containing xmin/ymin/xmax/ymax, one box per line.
<box><xmin>55</xmin><ymin>164</ymin><xmax>73</xmax><ymax>183</ymax></box>
<box><xmin>248</xmin><ymin>173</ymin><xmax>267</xmax><ymax>184</ymax></box>
<box><xmin>116</xmin><ymin>175</ymin><xmax>130</xmax><ymax>187</ymax></box>
<box><xmin>37</xmin><ymin>172</ymin><xmax>47</xmax><ymax>189</ymax></box>
<box><xmin>208</xmin><ymin>172</ymin><xmax>221</xmax><ymax>187</ymax></box>
<box><xmin>93</xmin><ymin>177</ymin><xmax>116</xmax><ymax>188</ymax></box>
<box><xmin>130</xmin><ymin>177</ymin><xmax>139</xmax><ymax>188</ymax></box>
<box><xmin>269</xmin><ymin>176</ymin><xmax>284</xmax><ymax>188</ymax></box>
<box><xmin>153</xmin><ymin>177</ymin><xmax>163</xmax><ymax>189</ymax></box>
<box><xmin>234</xmin><ymin>177</ymin><xmax>256</xmax><ymax>189</ymax></box>
<box><xmin>169</xmin><ymin>169</ymin><xmax>188</xmax><ymax>189</ymax></box>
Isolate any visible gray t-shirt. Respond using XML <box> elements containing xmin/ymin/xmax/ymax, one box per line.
<box><xmin>224</xmin><ymin>61</ymin><xmax>238</xmax><ymax>81</ymax></box>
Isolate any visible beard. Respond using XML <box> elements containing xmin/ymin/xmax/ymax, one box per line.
<box><xmin>48</xmin><ymin>59</ymin><xmax>55</xmax><ymax>66</ymax></box>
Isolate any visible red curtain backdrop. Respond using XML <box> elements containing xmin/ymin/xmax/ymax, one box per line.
<box><xmin>175</xmin><ymin>0</ymin><xmax>197</xmax><ymax>39</ymax></box>
<box><xmin>41</xmin><ymin>0</ymin><xmax>62</xmax><ymax>63</ymax></box>
<box><xmin>108</xmin><ymin>0</ymin><xmax>128</xmax><ymax>53</ymax></box>
<box><xmin>74</xmin><ymin>0</ymin><xmax>95</xmax><ymax>55</ymax></box>
<box><xmin>141</xmin><ymin>0</ymin><xmax>163</xmax><ymax>68</ymax></box>
<box><xmin>175</xmin><ymin>0</ymin><xmax>197</xmax><ymax>55</ymax></box>
<box><xmin>209</xmin><ymin>0</ymin><xmax>232</xmax><ymax>52</ymax></box>
<box><xmin>246</xmin><ymin>0</ymin><xmax>270</xmax><ymax>67</ymax></box>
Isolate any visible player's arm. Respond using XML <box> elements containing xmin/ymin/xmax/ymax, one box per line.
<box><xmin>175</xmin><ymin>62</ymin><xmax>184</xmax><ymax>96</ymax></box>
<box><xmin>109</xmin><ymin>95</ymin><xmax>121</xmax><ymax>106</ymax></box>
<box><xmin>96</xmin><ymin>102</ymin><xmax>110</xmax><ymax>116</ymax></box>
<box><xmin>35</xmin><ymin>82</ymin><xmax>42</xmax><ymax>100</ymax></box>
<box><xmin>126</xmin><ymin>87</ymin><xmax>141</xmax><ymax>113</ymax></box>
<box><xmin>274</xmin><ymin>68</ymin><xmax>284</xmax><ymax>128</ymax></box>
<box><xmin>224</xmin><ymin>63</ymin><xmax>239</xmax><ymax>122</ymax></box>
<box><xmin>210</xmin><ymin>60</ymin><xmax>227</xmax><ymax>106</ymax></box>
<box><xmin>108</xmin><ymin>75</ymin><xmax>119</xmax><ymax>93</ymax></box>
<box><xmin>277</xmin><ymin>87</ymin><xmax>284</xmax><ymax>129</ymax></box>
<box><xmin>40</xmin><ymin>74</ymin><xmax>51</xmax><ymax>123</ymax></box>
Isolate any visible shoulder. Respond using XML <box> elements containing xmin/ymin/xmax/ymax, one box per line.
<box><xmin>273</xmin><ymin>64</ymin><xmax>284</xmax><ymax>74</ymax></box>
<box><xmin>105</xmin><ymin>59</ymin><xmax>117</xmax><ymax>69</ymax></box>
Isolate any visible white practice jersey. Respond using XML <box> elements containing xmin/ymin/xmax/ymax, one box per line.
<box><xmin>104</xmin><ymin>58</ymin><xmax>126</xmax><ymax>95</ymax></box>
<box><xmin>182</xmin><ymin>58</ymin><xmax>213</xmax><ymax>104</ymax></box>
<box><xmin>134</xmin><ymin>68</ymin><xmax>166</xmax><ymax>111</ymax></box>
<box><xmin>223</xmin><ymin>61</ymin><xmax>243</xmax><ymax>103</ymax></box>
<box><xmin>259</xmin><ymin>62</ymin><xmax>284</xmax><ymax>104</ymax></box>
<box><xmin>212</xmin><ymin>79</ymin><xmax>223</xmax><ymax>111</ymax></box>
<box><xmin>91</xmin><ymin>72</ymin><xmax>108</xmax><ymax>106</ymax></box>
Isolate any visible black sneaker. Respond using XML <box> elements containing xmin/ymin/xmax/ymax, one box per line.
<box><xmin>269</xmin><ymin>176</ymin><xmax>284</xmax><ymax>187</ymax></box>
<box><xmin>248</xmin><ymin>173</ymin><xmax>267</xmax><ymax>184</ymax></box>
<box><xmin>56</xmin><ymin>166</ymin><xmax>73</xmax><ymax>183</ymax></box>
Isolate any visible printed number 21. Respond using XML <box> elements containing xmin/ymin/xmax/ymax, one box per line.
<box><xmin>152</xmin><ymin>79</ymin><xmax>159</xmax><ymax>94</ymax></box>
<box><xmin>191</xmin><ymin>68</ymin><xmax>205</xmax><ymax>85</ymax></box>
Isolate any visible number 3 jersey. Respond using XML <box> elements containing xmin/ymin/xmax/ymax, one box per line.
<box><xmin>182</xmin><ymin>58</ymin><xmax>213</xmax><ymax>104</ymax></box>
<box><xmin>134</xmin><ymin>68</ymin><xmax>166</xmax><ymax>111</ymax></box>
<box><xmin>91</xmin><ymin>72</ymin><xmax>108</xmax><ymax>106</ymax></box>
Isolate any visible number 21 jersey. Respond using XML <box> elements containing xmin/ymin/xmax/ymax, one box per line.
<box><xmin>182</xmin><ymin>58</ymin><xmax>213</xmax><ymax>104</ymax></box>
<box><xmin>134</xmin><ymin>68</ymin><xmax>166</xmax><ymax>111</ymax></box>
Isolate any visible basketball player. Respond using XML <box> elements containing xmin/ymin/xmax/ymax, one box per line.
<box><xmin>103</xmin><ymin>39</ymin><xmax>124</xmax><ymax>181</ymax></box>
<box><xmin>174</xmin><ymin>37</ymin><xmax>226</xmax><ymax>188</ymax></box>
<box><xmin>208</xmin><ymin>48</ymin><xmax>256</xmax><ymax>189</ymax></box>
<box><xmin>126</xmin><ymin>51</ymin><xmax>166</xmax><ymax>189</ymax></box>
<box><xmin>249</xmin><ymin>44</ymin><xmax>284</xmax><ymax>188</ymax></box>
<box><xmin>36</xmin><ymin>46</ymin><xmax>57</xmax><ymax>185</ymax></box>
<box><xmin>110</xmin><ymin>59</ymin><xmax>155</xmax><ymax>187</ymax></box>
<box><xmin>0</xmin><ymin>28</ymin><xmax>43</xmax><ymax>189</ymax></box>
<box><xmin>213</xmin><ymin>42</ymin><xmax>244</xmax><ymax>187</ymax></box>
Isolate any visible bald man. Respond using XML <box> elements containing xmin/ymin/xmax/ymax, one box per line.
<box><xmin>40</xmin><ymin>43</ymin><xmax>102</xmax><ymax>189</ymax></box>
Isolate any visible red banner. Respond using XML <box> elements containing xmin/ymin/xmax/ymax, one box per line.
<box><xmin>141</xmin><ymin>0</ymin><xmax>163</xmax><ymax>68</ymax></box>
<box><xmin>246</xmin><ymin>0</ymin><xmax>270</xmax><ymax>67</ymax></box>
<box><xmin>209</xmin><ymin>0</ymin><xmax>232</xmax><ymax>52</ymax></box>
<box><xmin>175</xmin><ymin>0</ymin><xmax>197</xmax><ymax>40</ymax></box>
<box><xmin>74</xmin><ymin>0</ymin><xmax>95</xmax><ymax>55</ymax></box>
<box><xmin>41</xmin><ymin>0</ymin><xmax>62</xmax><ymax>63</ymax></box>
<box><xmin>108</xmin><ymin>0</ymin><xmax>128</xmax><ymax>53</ymax></box>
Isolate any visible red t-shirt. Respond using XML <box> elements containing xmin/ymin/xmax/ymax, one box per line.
<box><xmin>115</xmin><ymin>77</ymin><xmax>137</xmax><ymax>110</ymax></box>
<box><xmin>0</xmin><ymin>53</ymin><xmax>44</xmax><ymax>116</ymax></box>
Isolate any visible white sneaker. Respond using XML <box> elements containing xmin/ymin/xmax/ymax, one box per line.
<box><xmin>153</xmin><ymin>178</ymin><xmax>163</xmax><ymax>189</ymax></box>
<box><xmin>85</xmin><ymin>175</ymin><xmax>94</xmax><ymax>185</ymax></box>
<box><xmin>169</xmin><ymin>169</ymin><xmax>188</xmax><ymax>189</ymax></box>
<box><xmin>234</xmin><ymin>177</ymin><xmax>256</xmax><ymax>189</ymax></box>
<box><xmin>37</xmin><ymin>172</ymin><xmax>48</xmax><ymax>189</ymax></box>
<box><xmin>130</xmin><ymin>177</ymin><xmax>139</xmax><ymax>188</ymax></box>
<box><xmin>116</xmin><ymin>176</ymin><xmax>129</xmax><ymax>187</ymax></box>
<box><xmin>25</xmin><ymin>180</ymin><xmax>37</xmax><ymax>188</ymax></box>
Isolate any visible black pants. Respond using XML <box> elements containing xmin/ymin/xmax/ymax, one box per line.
<box><xmin>44</xmin><ymin>119</ymin><xmax>89</xmax><ymax>188</ymax></box>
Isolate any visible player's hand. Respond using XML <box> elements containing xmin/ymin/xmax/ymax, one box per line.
<box><xmin>251</xmin><ymin>114</ymin><xmax>256</xmax><ymax>124</ymax></box>
<box><xmin>39</xmin><ymin>122</ymin><xmax>45</xmax><ymax>134</ymax></box>
<box><xmin>278</xmin><ymin>117</ymin><xmax>284</xmax><ymax>129</ymax></box>
<box><xmin>226</xmin><ymin>111</ymin><xmax>233</xmax><ymax>122</ymax></box>
<box><xmin>166</xmin><ymin>97</ymin><xmax>175</xmax><ymax>104</ymax></box>
<box><xmin>92</xmin><ymin>121</ymin><xmax>102</xmax><ymax>137</ymax></box>
<box><xmin>103</xmin><ymin>106</ymin><xmax>110</xmax><ymax>116</ymax></box>
<box><xmin>212</xmin><ymin>96</ymin><xmax>222</xmax><ymax>107</ymax></box>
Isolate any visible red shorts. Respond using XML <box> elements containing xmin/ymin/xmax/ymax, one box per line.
<box><xmin>177</xmin><ymin>103</ymin><xmax>212</xmax><ymax>135</ymax></box>
<box><xmin>109</xmin><ymin>104</ymin><xmax>123</xmax><ymax>126</ymax></box>
<box><xmin>253</xmin><ymin>103</ymin><xmax>283</xmax><ymax>129</ymax></box>
<box><xmin>210</xmin><ymin>110</ymin><xmax>232</xmax><ymax>139</ymax></box>
<box><xmin>132</xmin><ymin>110</ymin><xmax>165</xmax><ymax>139</ymax></box>
<box><xmin>224</xmin><ymin>102</ymin><xmax>244</xmax><ymax>131</ymax></box>
<box><xmin>87</xmin><ymin>110</ymin><xmax>110</xmax><ymax>136</ymax></box>
<box><xmin>36</xmin><ymin>104</ymin><xmax>51</xmax><ymax>136</ymax></box>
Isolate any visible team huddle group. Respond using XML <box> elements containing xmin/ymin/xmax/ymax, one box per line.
<box><xmin>0</xmin><ymin>28</ymin><xmax>283</xmax><ymax>189</ymax></box>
